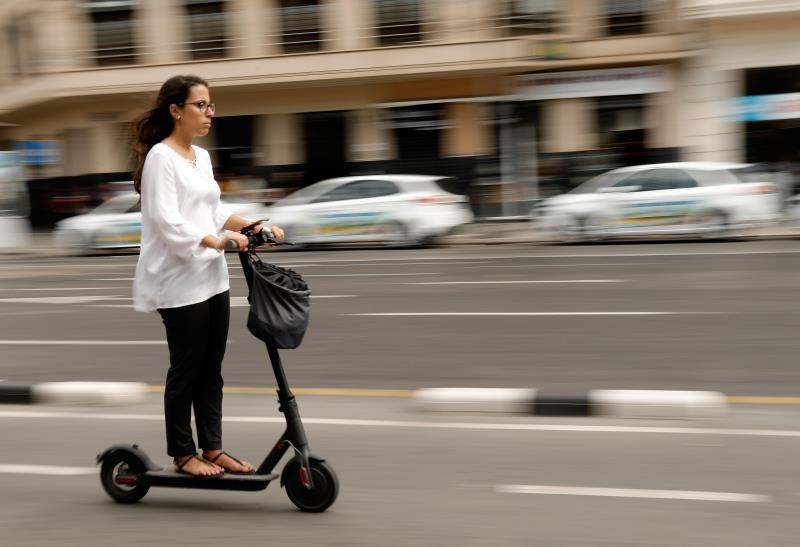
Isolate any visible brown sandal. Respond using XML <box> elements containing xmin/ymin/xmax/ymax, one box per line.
<box><xmin>174</xmin><ymin>455</ymin><xmax>222</xmax><ymax>477</ymax></box>
<box><xmin>202</xmin><ymin>451</ymin><xmax>255</xmax><ymax>475</ymax></box>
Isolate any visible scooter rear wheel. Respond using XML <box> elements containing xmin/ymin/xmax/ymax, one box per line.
<box><xmin>100</xmin><ymin>452</ymin><xmax>150</xmax><ymax>504</ymax></box>
<box><xmin>282</xmin><ymin>459</ymin><xmax>339</xmax><ymax>512</ymax></box>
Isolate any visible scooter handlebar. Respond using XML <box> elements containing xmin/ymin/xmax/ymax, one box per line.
<box><xmin>224</xmin><ymin>227</ymin><xmax>281</xmax><ymax>252</ymax></box>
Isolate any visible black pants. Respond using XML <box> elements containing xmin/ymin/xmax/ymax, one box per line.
<box><xmin>158</xmin><ymin>290</ymin><xmax>230</xmax><ymax>457</ymax></box>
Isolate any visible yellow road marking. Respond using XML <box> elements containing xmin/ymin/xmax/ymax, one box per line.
<box><xmin>726</xmin><ymin>396</ymin><xmax>800</xmax><ymax>405</ymax></box>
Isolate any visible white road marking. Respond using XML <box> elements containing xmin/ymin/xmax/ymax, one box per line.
<box><xmin>473</xmin><ymin>263</ymin><xmax>657</xmax><ymax>268</ymax></box>
<box><xmin>0</xmin><ymin>287</ymin><xmax>114</xmax><ymax>291</ymax></box>
<box><xmin>2</xmin><ymin>411</ymin><xmax>800</xmax><ymax>439</ymax></box>
<box><xmin>229</xmin><ymin>295</ymin><xmax>356</xmax><ymax>307</ymax></box>
<box><xmin>0</xmin><ymin>464</ymin><xmax>97</xmax><ymax>476</ymax></box>
<box><xmin>347</xmin><ymin>312</ymin><xmax>727</xmax><ymax>317</ymax></box>
<box><xmin>0</xmin><ymin>310</ymin><xmax>77</xmax><ymax>316</ymax></box>
<box><xmin>304</xmin><ymin>273</ymin><xmax>439</xmax><ymax>277</ymax></box>
<box><xmin>215</xmin><ymin>249</ymin><xmax>800</xmax><ymax>264</ymax></box>
<box><xmin>398</xmin><ymin>280</ymin><xmax>625</xmax><ymax>285</ymax></box>
<box><xmin>0</xmin><ymin>296</ymin><xmax>126</xmax><ymax>304</ymax></box>
<box><xmin>494</xmin><ymin>484</ymin><xmax>770</xmax><ymax>503</ymax></box>
<box><xmin>0</xmin><ymin>264</ymin><xmax>135</xmax><ymax>270</ymax></box>
<box><xmin>0</xmin><ymin>340</ymin><xmax>167</xmax><ymax>345</ymax></box>
<box><xmin>92</xmin><ymin>295</ymin><xmax>358</xmax><ymax>309</ymax></box>
<box><xmin>300</xmin><ymin>261</ymin><xmax>488</xmax><ymax>267</ymax></box>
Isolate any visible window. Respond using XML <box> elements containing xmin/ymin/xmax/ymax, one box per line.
<box><xmin>606</xmin><ymin>0</ymin><xmax>647</xmax><ymax>36</ymax></box>
<box><xmin>312</xmin><ymin>180</ymin><xmax>400</xmax><ymax>203</ymax></box>
<box><xmin>614</xmin><ymin>169</ymin><xmax>698</xmax><ymax>192</ymax></box>
<box><xmin>505</xmin><ymin>0</ymin><xmax>561</xmax><ymax>36</ymax></box>
<box><xmin>279</xmin><ymin>0</ymin><xmax>323</xmax><ymax>53</ymax></box>
<box><xmin>596</xmin><ymin>95</ymin><xmax>645</xmax><ymax>156</ymax></box>
<box><xmin>375</xmin><ymin>0</ymin><xmax>423</xmax><ymax>46</ymax></box>
<box><xmin>185</xmin><ymin>0</ymin><xmax>227</xmax><ymax>60</ymax></box>
<box><xmin>84</xmin><ymin>0</ymin><xmax>138</xmax><ymax>66</ymax></box>
<box><xmin>5</xmin><ymin>17</ymin><xmax>36</xmax><ymax>77</ymax></box>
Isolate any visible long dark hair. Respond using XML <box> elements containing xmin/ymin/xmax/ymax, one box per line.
<box><xmin>132</xmin><ymin>75</ymin><xmax>208</xmax><ymax>193</ymax></box>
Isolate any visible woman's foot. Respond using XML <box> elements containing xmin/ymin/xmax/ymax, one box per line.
<box><xmin>202</xmin><ymin>450</ymin><xmax>255</xmax><ymax>474</ymax></box>
<box><xmin>174</xmin><ymin>454</ymin><xmax>223</xmax><ymax>477</ymax></box>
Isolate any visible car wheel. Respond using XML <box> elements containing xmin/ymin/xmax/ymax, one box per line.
<box><xmin>559</xmin><ymin>216</ymin><xmax>594</xmax><ymax>244</ymax></box>
<box><xmin>692</xmin><ymin>210</ymin><xmax>731</xmax><ymax>241</ymax></box>
<box><xmin>372</xmin><ymin>221</ymin><xmax>418</xmax><ymax>248</ymax></box>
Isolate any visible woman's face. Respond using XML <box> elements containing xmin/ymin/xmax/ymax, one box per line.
<box><xmin>175</xmin><ymin>84</ymin><xmax>214</xmax><ymax>137</ymax></box>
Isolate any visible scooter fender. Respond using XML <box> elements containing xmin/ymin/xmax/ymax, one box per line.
<box><xmin>280</xmin><ymin>453</ymin><xmax>326</xmax><ymax>488</ymax></box>
<box><xmin>96</xmin><ymin>443</ymin><xmax>161</xmax><ymax>471</ymax></box>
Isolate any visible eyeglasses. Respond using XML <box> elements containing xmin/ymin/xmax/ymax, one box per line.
<box><xmin>179</xmin><ymin>100</ymin><xmax>216</xmax><ymax>114</ymax></box>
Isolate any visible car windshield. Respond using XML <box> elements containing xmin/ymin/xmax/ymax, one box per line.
<box><xmin>569</xmin><ymin>171</ymin><xmax>629</xmax><ymax>194</ymax></box>
<box><xmin>89</xmin><ymin>194</ymin><xmax>139</xmax><ymax>215</ymax></box>
<box><xmin>273</xmin><ymin>181</ymin><xmax>339</xmax><ymax>206</ymax></box>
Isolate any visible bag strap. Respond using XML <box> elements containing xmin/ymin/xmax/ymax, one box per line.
<box><xmin>248</xmin><ymin>249</ymin><xmax>264</xmax><ymax>267</ymax></box>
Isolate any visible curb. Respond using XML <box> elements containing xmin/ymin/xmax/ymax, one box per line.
<box><xmin>0</xmin><ymin>382</ymin><xmax>149</xmax><ymax>406</ymax></box>
<box><xmin>413</xmin><ymin>388</ymin><xmax>728</xmax><ymax>418</ymax></box>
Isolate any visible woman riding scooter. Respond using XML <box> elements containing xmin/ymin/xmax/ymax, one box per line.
<box><xmin>131</xmin><ymin>74</ymin><xmax>284</xmax><ymax>477</ymax></box>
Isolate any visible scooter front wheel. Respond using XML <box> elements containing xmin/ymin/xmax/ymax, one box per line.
<box><xmin>100</xmin><ymin>452</ymin><xmax>150</xmax><ymax>504</ymax></box>
<box><xmin>282</xmin><ymin>459</ymin><xmax>339</xmax><ymax>512</ymax></box>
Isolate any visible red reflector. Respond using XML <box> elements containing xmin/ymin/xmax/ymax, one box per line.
<box><xmin>415</xmin><ymin>196</ymin><xmax>459</xmax><ymax>204</ymax></box>
<box><xmin>115</xmin><ymin>477</ymin><xmax>137</xmax><ymax>485</ymax></box>
<box><xmin>739</xmin><ymin>184</ymin><xmax>775</xmax><ymax>194</ymax></box>
<box><xmin>298</xmin><ymin>466</ymin><xmax>310</xmax><ymax>487</ymax></box>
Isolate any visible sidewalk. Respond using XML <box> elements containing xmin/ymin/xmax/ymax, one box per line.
<box><xmin>1</xmin><ymin>222</ymin><xmax>798</xmax><ymax>260</ymax></box>
<box><xmin>0</xmin><ymin>222</ymin><xmax>551</xmax><ymax>260</ymax></box>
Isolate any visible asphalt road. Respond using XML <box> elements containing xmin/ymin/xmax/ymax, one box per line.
<box><xmin>2</xmin><ymin>240</ymin><xmax>800</xmax><ymax>395</ymax></box>
<box><xmin>2</xmin><ymin>240</ymin><xmax>800</xmax><ymax>545</ymax></box>
<box><xmin>2</xmin><ymin>394</ymin><xmax>800</xmax><ymax>546</ymax></box>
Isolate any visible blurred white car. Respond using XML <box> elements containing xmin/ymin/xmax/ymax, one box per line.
<box><xmin>537</xmin><ymin>163</ymin><xmax>782</xmax><ymax>242</ymax></box>
<box><xmin>53</xmin><ymin>192</ymin><xmax>267</xmax><ymax>252</ymax></box>
<box><xmin>263</xmin><ymin>175</ymin><xmax>474</xmax><ymax>247</ymax></box>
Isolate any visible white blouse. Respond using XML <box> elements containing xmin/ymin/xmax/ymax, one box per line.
<box><xmin>133</xmin><ymin>143</ymin><xmax>233</xmax><ymax>312</ymax></box>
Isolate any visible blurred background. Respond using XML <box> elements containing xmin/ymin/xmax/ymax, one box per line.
<box><xmin>2</xmin><ymin>0</ymin><xmax>800</xmax><ymax>245</ymax></box>
<box><xmin>5</xmin><ymin>3</ymin><xmax>800</xmax><ymax>544</ymax></box>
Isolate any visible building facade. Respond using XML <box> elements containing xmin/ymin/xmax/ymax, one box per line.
<box><xmin>681</xmin><ymin>0</ymin><xmax>800</xmax><ymax>173</ymax></box>
<box><xmin>0</xmin><ymin>0</ymin><xmax>693</xmax><ymax>224</ymax></box>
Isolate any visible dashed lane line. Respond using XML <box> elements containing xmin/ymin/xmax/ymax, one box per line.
<box><xmin>0</xmin><ymin>340</ymin><xmax>167</xmax><ymax>345</ymax></box>
<box><xmin>346</xmin><ymin>312</ymin><xmax>729</xmax><ymax>316</ymax></box>
<box><xmin>0</xmin><ymin>287</ymin><xmax>116</xmax><ymax>291</ymax></box>
<box><xmin>0</xmin><ymin>464</ymin><xmax>96</xmax><ymax>476</ymax></box>
<box><xmin>493</xmin><ymin>484</ymin><xmax>770</xmax><ymax>503</ymax></box>
<box><xmin>397</xmin><ymin>280</ymin><xmax>626</xmax><ymax>285</ymax></box>
<box><xmin>0</xmin><ymin>296</ymin><xmax>128</xmax><ymax>304</ymax></box>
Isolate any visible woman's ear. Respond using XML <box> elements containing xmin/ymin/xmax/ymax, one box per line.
<box><xmin>169</xmin><ymin>104</ymin><xmax>181</xmax><ymax>120</ymax></box>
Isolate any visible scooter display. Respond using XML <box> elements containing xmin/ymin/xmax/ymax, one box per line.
<box><xmin>96</xmin><ymin>226</ymin><xmax>339</xmax><ymax>512</ymax></box>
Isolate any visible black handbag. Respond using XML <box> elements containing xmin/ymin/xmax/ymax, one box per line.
<box><xmin>245</xmin><ymin>257</ymin><xmax>310</xmax><ymax>349</ymax></box>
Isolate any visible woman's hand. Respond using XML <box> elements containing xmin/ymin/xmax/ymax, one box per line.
<box><xmin>219</xmin><ymin>232</ymin><xmax>249</xmax><ymax>251</ymax></box>
<box><xmin>251</xmin><ymin>222</ymin><xmax>284</xmax><ymax>241</ymax></box>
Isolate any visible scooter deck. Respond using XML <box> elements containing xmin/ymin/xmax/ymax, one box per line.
<box><xmin>142</xmin><ymin>468</ymin><xmax>280</xmax><ymax>491</ymax></box>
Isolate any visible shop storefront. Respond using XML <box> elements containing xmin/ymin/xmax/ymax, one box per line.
<box><xmin>515</xmin><ymin>65</ymin><xmax>679</xmax><ymax>199</ymax></box>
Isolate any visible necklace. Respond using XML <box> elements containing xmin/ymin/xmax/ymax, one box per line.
<box><xmin>164</xmin><ymin>143</ymin><xmax>197</xmax><ymax>168</ymax></box>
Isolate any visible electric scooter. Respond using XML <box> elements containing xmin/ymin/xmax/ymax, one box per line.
<box><xmin>96</xmin><ymin>226</ymin><xmax>339</xmax><ymax>512</ymax></box>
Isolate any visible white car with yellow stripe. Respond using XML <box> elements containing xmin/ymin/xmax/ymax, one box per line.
<box><xmin>537</xmin><ymin>163</ymin><xmax>782</xmax><ymax>242</ymax></box>
<box><xmin>53</xmin><ymin>192</ymin><xmax>266</xmax><ymax>253</ymax></box>
<box><xmin>264</xmin><ymin>175</ymin><xmax>474</xmax><ymax>248</ymax></box>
